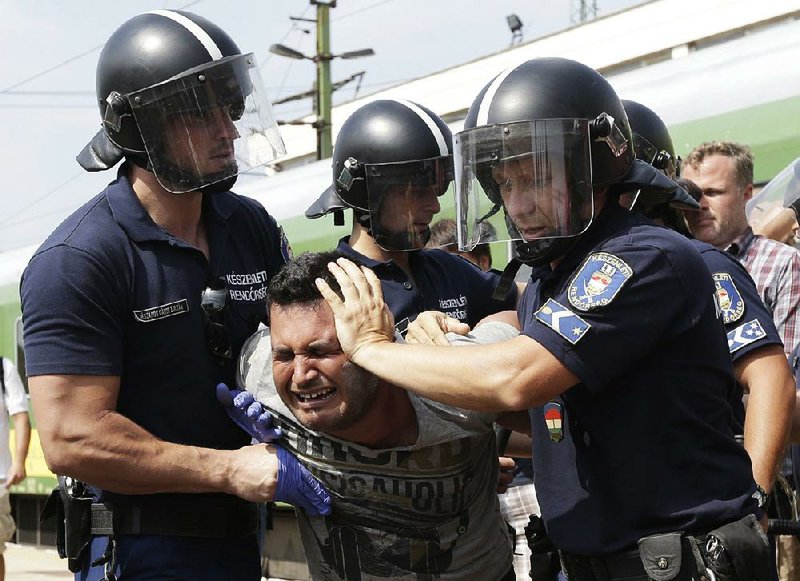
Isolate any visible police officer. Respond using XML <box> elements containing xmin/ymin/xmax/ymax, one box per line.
<box><xmin>305</xmin><ymin>98</ymin><xmax>519</xmax><ymax>330</ymax></box>
<box><xmin>21</xmin><ymin>10</ymin><xmax>328</xmax><ymax>581</ymax></box>
<box><xmin>623</xmin><ymin>99</ymin><xmax>795</xmax><ymax>518</ymax></box>
<box><xmin>317</xmin><ymin>58</ymin><xmax>769</xmax><ymax>580</ymax></box>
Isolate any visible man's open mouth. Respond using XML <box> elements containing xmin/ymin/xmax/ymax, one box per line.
<box><xmin>295</xmin><ymin>387</ymin><xmax>337</xmax><ymax>404</ymax></box>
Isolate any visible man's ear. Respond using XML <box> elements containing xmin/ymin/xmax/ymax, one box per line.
<box><xmin>743</xmin><ymin>183</ymin><xmax>754</xmax><ymax>202</ymax></box>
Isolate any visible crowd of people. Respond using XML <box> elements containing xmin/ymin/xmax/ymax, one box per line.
<box><xmin>14</xmin><ymin>7</ymin><xmax>800</xmax><ymax>581</ymax></box>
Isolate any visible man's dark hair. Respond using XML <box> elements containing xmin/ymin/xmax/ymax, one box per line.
<box><xmin>268</xmin><ymin>250</ymin><xmax>363</xmax><ymax>308</ymax></box>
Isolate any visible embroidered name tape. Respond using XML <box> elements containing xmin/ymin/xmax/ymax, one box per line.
<box><xmin>713</xmin><ymin>272</ymin><xmax>745</xmax><ymax>324</ymax></box>
<box><xmin>535</xmin><ymin>298</ymin><xmax>590</xmax><ymax>344</ymax></box>
<box><xmin>568</xmin><ymin>252</ymin><xmax>632</xmax><ymax>311</ymax></box>
<box><xmin>133</xmin><ymin>299</ymin><xmax>189</xmax><ymax>323</ymax></box>
<box><xmin>727</xmin><ymin>319</ymin><xmax>767</xmax><ymax>353</ymax></box>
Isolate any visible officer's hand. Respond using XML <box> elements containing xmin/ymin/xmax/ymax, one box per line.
<box><xmin>274</xmin><ymin>446</ymin><xmax>332</xmax><ymax>516</ymax></box>
<box><xmin>317</xmin><ymin>258</ymin><xmax>395</xmax><ymax>361</ymax></box>
<box><xmin>497</xmin><ymin>456</ymin><xmax>516</xmax><ymax>494</ymax></box>
<box><xmin>406</xmin><ymin>311</ymin><xmax>470</xmax><ymax>346</ymax></box>
<box><xmin>216</xmin><ymin>383</ymin><xmax>282</xmax><ymax>442</ymax></box>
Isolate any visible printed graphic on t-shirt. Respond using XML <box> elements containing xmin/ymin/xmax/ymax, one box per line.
<box><xmin>269</xmin><ymin>406</ymin><xmax>510</xmax><ymax>580</ymax></box>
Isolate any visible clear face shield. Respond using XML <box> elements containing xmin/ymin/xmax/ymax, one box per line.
<box><xmin>746</xmin><ymin>157</ymin><xmax>800</xmax><ymax>248</ymax></box>
<box><xmin>357</xmin><ymin>156</ymin><xmax>454</xmax><ymax>251</ymax></box>
<box><xmin>121</xmin><ymin>53</ymin><xmax>285</xmax><ymax>193</ymax></box>
<box><xmin>454</xmin><ymin>119</ymin><xmax>594</xmax><ymax>254</ymax></box>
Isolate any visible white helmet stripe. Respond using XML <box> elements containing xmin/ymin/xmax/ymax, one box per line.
<box><xmin>394</xmin><ymin>99</ymin><xmax>449</xmax><ymax>157</ymax></box>
<box><xmin>476</xmin><ymin>64</ymin><xmax>523</xmax><ymax>126</ymax></box>
<box><xmin>148</xmin><ymin>10</ymin><xmax>224</xmax><ymax>61</ymax></box>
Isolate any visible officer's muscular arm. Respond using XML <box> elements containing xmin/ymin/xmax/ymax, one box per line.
<box><xmin>320</xmin><ymin>259</ymin><xmax>578</xmax><ymax>411</ymax></box>
<box><xmin>737</xmin><ymin>345</ymin><xmax>795</xmax><ymax>492</ymax></box>
<box><xmin>352</xmin><ymin>337</ymin><xmax>576</xmax><ymax>411</ymax></box>
<box><xmin>30</xmin><ymin>374</ymin><xmax>279</xmax><ymax>502</ymax></box>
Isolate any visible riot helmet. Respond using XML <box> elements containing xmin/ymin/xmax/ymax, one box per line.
<box><xmin>77</xmin><ymin>10</ymin><xmax>285</xmax><ymax>194</ymax></box>
<box><xmin>621</xmin><ymin>99</ymin><xmax>698</xmax><ymax>234</ymax></box>
<box><xmin>453</xmin><ymin>58</ymin><xmax>688</xmax><ymax>265</ymax></box>
<box><xmin>305</xmin><ymin>99</ymin><xmax>454</xmax><ymax>251</ymax></box>
<box><xmin>622</xmin><ymin>100</ymin><xmax>680</xmax><ymax>179</ymax></box>
<box><xmin>456</xmin><ymin>57</ymin><xmax>653</xmax><ymax>266</ymax></box>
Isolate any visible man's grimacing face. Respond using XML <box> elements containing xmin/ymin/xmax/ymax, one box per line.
<box><xmin>270</xmin><ymin>301</ymin><xmax>379</xmax><ymax>435</ymax></box>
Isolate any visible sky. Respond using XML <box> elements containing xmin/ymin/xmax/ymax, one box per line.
<box><xmin>0</xmin><ymin>0</ymin><xmax>643</xmax><ymax>253</ymax></box>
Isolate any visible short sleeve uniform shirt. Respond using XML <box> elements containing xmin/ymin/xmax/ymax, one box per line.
<box><xmin>21</xmin><ymin>170</ymin><xmax>289</xmax><ymax>510</ymax></box>
<box><xmin>517</xmin><ymin>205</ymin><xmax>756</xmax><ymax>554</ymax></box>
<box><xmin>336</xmin><ymin>238</ymin><xmax>516</xmax><ymax>330</ymax></box>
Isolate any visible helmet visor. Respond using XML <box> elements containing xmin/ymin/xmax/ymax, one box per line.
<box><xmin>128</xmin><ymin>53</ymin><xmax>285</xmax><ymax>193</ymax></box>
<box><xmin>364</xmin><ymin>156</ymin><xmax>454</xmax><ymax>251</ymax></box>
<box><xmin>454</xmin><ymin>119</ymin><xmax>593</xmax><ymax>251</ymax></box>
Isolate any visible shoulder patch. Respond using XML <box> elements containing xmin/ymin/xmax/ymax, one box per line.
<box><xmin>567</xmin><ymin>252</ymin><xmax>633</xmax><ymax>311</ymax></box>
<box><xmin>713</xmin><ymin>272</ymin><xmax>745</xmax><ymax>324</ymax></box>
<box><xmin>534</xmin><ymin>298</ymin><xmax>590</xmax><ymax>345</ymax></box>
<box><xmin>727</xmin><ymin>319</ymin><xmax>767</xmax><ymax>353</ymax></box>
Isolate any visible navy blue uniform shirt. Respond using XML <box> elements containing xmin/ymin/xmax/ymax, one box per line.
<box><xmin>694</xmin><ymin>239</ymin><xmax>783</xmax><ymax>432</ymax></box>
<box><xmin>21</xmin><ymin>169</ymin><xmax>289</xmax><ymax>511</ymax></box>
<box><xmin>517</xmin><ymin>204</ymin><xmax>756</xmax><ymax>555</ymax></box>
<box><xmin>694</xmin><ymin>240</ymin><xmax>783</xmax><ymax>361</ymax></box>
<box><xmin>335</xmin><ymin>237</ymin><xmax>516</xmax><ymax>329</ymax></box>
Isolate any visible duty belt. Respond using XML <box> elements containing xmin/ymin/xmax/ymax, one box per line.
<box><xmin>560</xmin><ymin>536</ymin><xmax>706</xmax><ymax>581</ymax></box>
<box><xmin>89</xmin><ymin>502</ymin><xmax>258</xmax><ymax>539</ymax></box>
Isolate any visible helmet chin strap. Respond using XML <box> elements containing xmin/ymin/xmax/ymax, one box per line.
<box><xmin>136</xmin><ymin>155</ymin><xmax>239</xmax><ymax>195</ymax></box>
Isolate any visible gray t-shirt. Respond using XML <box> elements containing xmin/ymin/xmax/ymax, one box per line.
<box><xmin>240</xmin><ymin>322</ymin><xmax>518</xmax><ymax>580</ymax></box>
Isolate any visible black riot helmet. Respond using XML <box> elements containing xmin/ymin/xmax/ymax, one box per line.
<box><xmin>622</xmin><ymin>99</ymin><xmax>698</xmax><ymax>235</ymax></box>
<box><xmin>305</xmin><ymin>99</ymin><xmax>454</xmax><ymax>251</ymax></box>
<box><xmin>622</xmin><ymin>100</ymin><xmax>680</xmax><ymax>179</ymax></box>
<box><xmin>455</xmin><ymin>57</ymin><xmax>680</xmax><ymax>267</ymax></box>
<box><xmin>77</xmin><ymin>9</ymin><xmax>285</xmax><ymax>194</ymax></box>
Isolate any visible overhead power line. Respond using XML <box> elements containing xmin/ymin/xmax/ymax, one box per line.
<box><xmin>0</xmin><ymin>0</ymin><xmax>204</xmax><ymax>94</ymax></box>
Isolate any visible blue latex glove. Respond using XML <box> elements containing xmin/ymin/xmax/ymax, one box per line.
<box><xmin>216</xmin><ymin>383</ymin><xmax>282</xmax><ymax>442</ymax></box>
<box><xmin>274</xmin><ymin>446</ymin><xmax>332</xmax><ymax>516</ymax></box>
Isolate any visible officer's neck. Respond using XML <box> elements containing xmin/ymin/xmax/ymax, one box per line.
<box><xmin>349</xmin><ymin>223</ymin><xmax>413</xmax><ymax>278</ymax></box>
<box><xmin>549</xmin><ymin>187</ymin><xmax>609</xmax><ymax>270</ymax></box>
<box><xmin>128</xmin><ymin>165</ymin><xmax>209</xmax><ymax>257</ymax></box>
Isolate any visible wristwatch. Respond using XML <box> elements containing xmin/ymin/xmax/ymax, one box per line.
<box><xmin>752</xmin><ymin>484</ymin><xmax>771</xmax><ymax>510</ymax></box>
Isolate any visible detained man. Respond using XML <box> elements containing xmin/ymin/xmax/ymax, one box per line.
<box><xmin>218</xmin><ymin>251</ymin><xmax>524</xmax><ymax>581</ymax></box>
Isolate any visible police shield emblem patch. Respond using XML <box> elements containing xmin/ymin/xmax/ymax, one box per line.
<box><xmin>567</xmin><ymin>252</ymin><xmax>632</xmax><ymax>311</ymax></box>
<box><xmin>534</xmin><ymin>298</ymin><xmax>590</xmax><ymax>344</ymax></box>
<box><xmin>713</xmin><ymin>272</ymin><xmax>745</xmax><ymax>324</ymax></box>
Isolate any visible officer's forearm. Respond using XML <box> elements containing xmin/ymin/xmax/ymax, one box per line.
<box><xmin>47</xmin><ymin>407</ymin><xmax>235</xmax><ymax>495</ymax></box>
<box><xmin>738</xmin><ymin>346</ymin><xmax>795</xmax><ymax>491</ymax></box>
<box><xmin>29</xmin><ymin>374</ymin><xmax>246</xmax><ymax>496</ymax></box>
<box><xmin>351</xmin><ymin>334</ymin><xmax>577</xmax><ymax>412</ymax></box>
